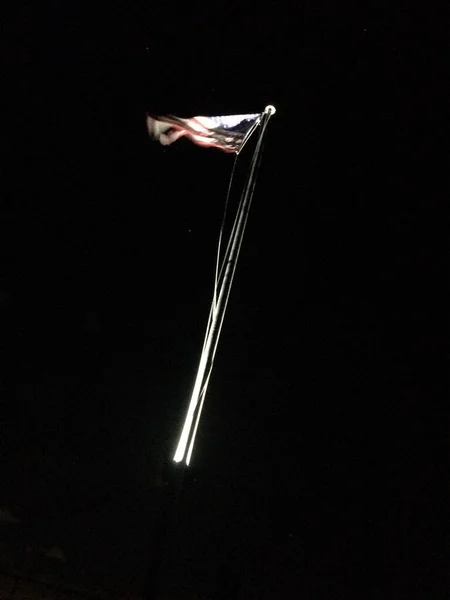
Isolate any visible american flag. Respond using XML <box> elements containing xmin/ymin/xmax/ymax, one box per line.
<box><xmin>146</xmin><ymin>112</ymin><xmax>261</xmax><ymax>153</ymax></box>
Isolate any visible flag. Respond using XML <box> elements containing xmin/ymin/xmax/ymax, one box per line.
<box><xmin>146</xmin><ymin>112</ymin><xmax>261</xmax><ymax>153</ymax></box>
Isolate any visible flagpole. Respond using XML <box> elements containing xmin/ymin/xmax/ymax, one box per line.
<box><xmin>173</xmin><ymin>105</ymin><xmax>276</xmax><ymax>467</ymax></box>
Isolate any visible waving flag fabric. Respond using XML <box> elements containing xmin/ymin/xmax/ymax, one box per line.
<box><xmin>146</xmin><ymin>113</ymin><xmax>261</xmax><ymax>153</ymax></box>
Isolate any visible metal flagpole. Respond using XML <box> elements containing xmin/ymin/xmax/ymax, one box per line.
<box><xmin>173</xmin><ymin>105</ymin><xmax>276</xmax><ymax>467</ymax></box>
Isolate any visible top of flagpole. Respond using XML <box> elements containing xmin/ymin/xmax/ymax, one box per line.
<box><xmin>264</xmin><ymin>105</ymin><xmax>276</xmax><ymax>115</ymax></box>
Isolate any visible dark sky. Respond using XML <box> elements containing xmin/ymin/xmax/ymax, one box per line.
<box><xmin>0</xmin><ymin>3</ymin><xmax>443</xmax><ymax>599</ymax></box>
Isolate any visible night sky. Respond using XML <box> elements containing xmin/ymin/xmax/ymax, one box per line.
<box><xmin>1</xmin><ymin>3</ymin><xmax>443</xmax><ymax>599</ymax></box>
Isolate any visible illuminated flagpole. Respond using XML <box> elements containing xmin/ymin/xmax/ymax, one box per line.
<box><xmin>173</xmin><ymin>105</ymin><xmax>276</xmax><ymax>466</ymax></box>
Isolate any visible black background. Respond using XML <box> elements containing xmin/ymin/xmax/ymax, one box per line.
<box><xmin>0</xmin><ymin>2</ymin><xmax>444</xmax><ymax>599</ymax></box>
